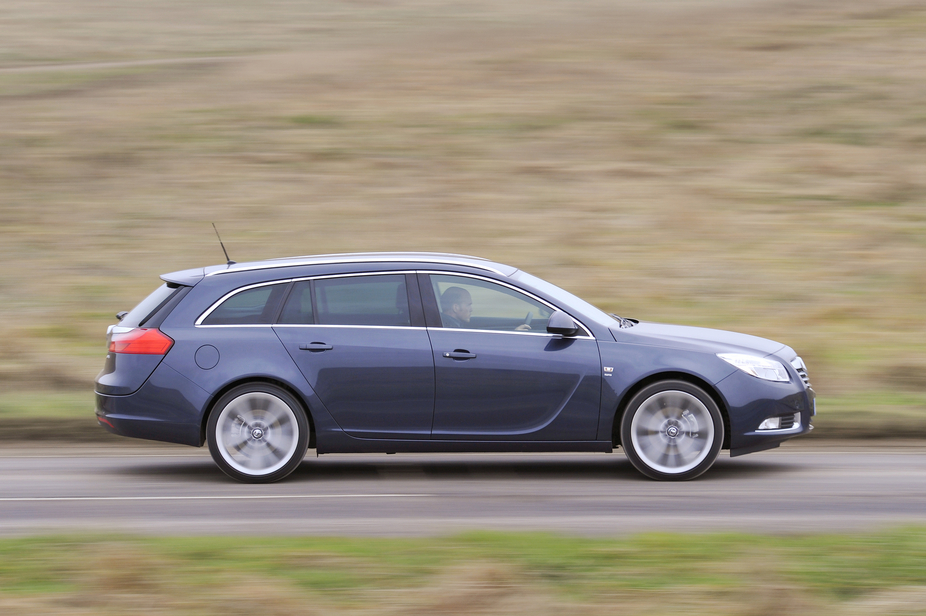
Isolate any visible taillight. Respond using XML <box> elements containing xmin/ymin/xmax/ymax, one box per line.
<box><xmin>109</xmin><ymin>328</ymin><xmax>174</xmax><ymax>355</ymax></box>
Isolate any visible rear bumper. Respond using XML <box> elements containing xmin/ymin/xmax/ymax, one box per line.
<box><xmin>96</xmin><ymin>398</ymin><xmax>200</xmax><ymax>446</ymax></box>
<box><xmin>95</xmin><ymin>361</ymin><xmax>210</xmax><ymax>447</ymax></box>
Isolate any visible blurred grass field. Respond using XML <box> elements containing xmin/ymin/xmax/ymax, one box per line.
<box><xmin>4</xmin><ymin>530</ymin><xmax>926</xmax><ymax>614</ymax></box>
<box><xmin>1</xmin><ymin>0</ymin><xmax>925</xmax><ymax>436</ymax></box>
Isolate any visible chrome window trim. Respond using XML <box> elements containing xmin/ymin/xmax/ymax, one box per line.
<box><xmin>206</xmin><ymin>256</ymin><xmax>507</xmax><ymax>277</ymax></box>
<box><xmin>420</xmin><ymin>270</ymin><xmax>595</xmax><ymax>339</ymax></box>
<box><xmin>198</xmin><ymin>272</ymin><xmax>422</xmax><ymax>328</ymax></box>
<box><xmin>194</xmin><ymin>324</ymin><xmax>276</xmax><ymax>329</ymax></box>
<box><xmin>195</xmin><ymin>269</ymin><xmax>594</xmax><ymax>337</ymax></box>
<box><xmin>426</xmin><ymin>326</ymin><xmax>593</xmax><ymax>340</ymax></box>
<box><xmin>195</xmin><ymin>279</ymin><xmax>293</xmax><ymax>327</ymax></box>
<box><xmin>273</xmin><ymin>324</ymin><xmax>427</xmax><ymax>331</ymax></box>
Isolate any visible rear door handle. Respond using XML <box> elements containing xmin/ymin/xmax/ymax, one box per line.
<box><xmin>299</xmin><ymin>342</ymin><xmax>333</xmax><ymax>352</ymax></box>
<box><xmin>443</xmin><ymin>350</ymin><xmax>476</xmax><ymax>360</ymax></box>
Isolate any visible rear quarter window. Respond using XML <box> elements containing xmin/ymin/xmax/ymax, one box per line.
<box><xmin>201</xmin><ymin>283</ymin><xmax>288</xmax><ymax>325</ymax></box>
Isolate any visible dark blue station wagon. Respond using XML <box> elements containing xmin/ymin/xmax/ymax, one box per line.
<box><xmin>96</xmin><ymin>253</ymin><xmax>815</xmax><ymax>482</ymax></box>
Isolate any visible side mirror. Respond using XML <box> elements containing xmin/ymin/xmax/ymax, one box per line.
<box><xmin>547</xmin><ymin>311</ymin><xmax>579</xmax><ymax>337</ymax></box>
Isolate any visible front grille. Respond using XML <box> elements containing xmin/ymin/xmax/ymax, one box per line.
<box><xmin>791</xmin><ymin>357</ymin><xmax>811</xmax><ymax>388</ymax></box>
<box><xmin>796</xmin><ymin>367</ymin><xmax>810</xmax><ymax>387</ymax></box>
<box><xmin>779</xmin><ymin>414</ymin><xmax>796</xmax><ymax>430</ymax></box>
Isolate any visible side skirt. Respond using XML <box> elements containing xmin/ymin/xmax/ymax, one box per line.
<box><xmin>316</xmin><ymin>434</ymin><xmax>613</xmax><ymax>455</ymax></box>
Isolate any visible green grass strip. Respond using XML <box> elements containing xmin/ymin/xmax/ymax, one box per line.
<box><xmin>2</xmin><ymin>529</ymin><xmax>926</xmax><ymax>613</ymax></box>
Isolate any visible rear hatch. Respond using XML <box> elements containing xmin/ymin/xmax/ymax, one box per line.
<box><xmin>95</xmin><ymin>283</ymin><xmax>190</xmax><ymax>395</ymax></box>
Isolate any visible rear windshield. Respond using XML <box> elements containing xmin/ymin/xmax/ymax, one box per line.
<box><xmin>121</xmin><ymin>283</ymin><xmax>182</xmax><ymax>328</ymax></box>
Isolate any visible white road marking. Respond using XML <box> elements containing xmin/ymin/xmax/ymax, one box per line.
<box><xmin>0</xmin><ymin>494</ymin><xmax>430</xmax><ymax>502</ymax></box>
<box><xmin>0</xmin><ymin>453</ymin><xmax>208</xmax><ymax>459</ymax></box>
<box><xmin>0</xmin><ymin>56</ymin><xmax>246</xmax><ymax>74</ymax></box>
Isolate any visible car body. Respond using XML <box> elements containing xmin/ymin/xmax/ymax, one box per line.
<box><xmin>96</xmin><ymin>252</ymin><xmax>815</xmax><ymax>482</ymax></box>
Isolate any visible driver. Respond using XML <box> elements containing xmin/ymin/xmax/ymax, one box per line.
<box><xmin>440</xmin><ymin>286</ymin><xmax>531</xmax><ymax>331</ymax></box>
<box><xmin>440</xmin><ymin>286</ymin><xmax>472</xmax><ymax>329</ymax></box>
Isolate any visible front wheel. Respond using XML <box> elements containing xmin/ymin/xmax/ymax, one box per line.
<box><xmin>207</xmin><ymin>383</ymin><xmax>309</xmax><ymax>483</ymax></box>
<box><xmin>620</xmin><ymin>380</ymin><xmax>723</xmax><ymax>481</ymax></box>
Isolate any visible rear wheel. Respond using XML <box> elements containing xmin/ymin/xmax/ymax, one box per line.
<box><xmin>207</xmin><ymin>383</ymin><xmax>309</xmax><ymax>483</ymax></box>
<box><xmin>620</xmin><ymin>380</ymin><xmax>723</xmax><ymax>481</ymax></box>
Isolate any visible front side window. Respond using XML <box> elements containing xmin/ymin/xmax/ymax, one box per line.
<box><xmin>202</xmin><ymin>283</ymin><xmax>288</xmax><ymax>325</ymax></box>
<box><xmin>430</xmin><ymin>275</ymin><xmax>552</xmax><ymax>332</ymax></box>
<box><xmin>314</xmin><ymin>275</ymin><xmax>410</xmax><ymax>327</ymax></box>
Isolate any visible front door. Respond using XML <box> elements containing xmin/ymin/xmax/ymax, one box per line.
<box><xmin>426</xmin><ymin>274</ymin><xmax>602</xmax><ymax>441</ymax></box>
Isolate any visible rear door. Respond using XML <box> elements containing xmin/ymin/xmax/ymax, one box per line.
<box><xmin>274</xmin><ymin>273</ymin><xmax>435</xmax><ymax>439</ymax></box>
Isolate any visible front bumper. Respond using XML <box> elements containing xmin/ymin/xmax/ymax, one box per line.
<box><xmin>718</xmin><ymin>368</ymin><xmax>816</xmax><ymax>457</ymax></box>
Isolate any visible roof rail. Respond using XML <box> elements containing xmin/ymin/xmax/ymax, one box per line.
<box><xmin>205</xmin><ymin>253</ymin><xmax>510</xmax><ymax>277</ymax></box>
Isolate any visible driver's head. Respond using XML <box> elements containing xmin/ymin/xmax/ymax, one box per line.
<box><xmin>440</xmin><ymin>287</ymin><xmax>472</xmax><ymax>322</ymax></box>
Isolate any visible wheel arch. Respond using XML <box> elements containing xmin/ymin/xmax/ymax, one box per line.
<box><xmin>199</xmin><ymin>377</ymin><xmax>316</xmax><ymax>449</ymax></box>
<box><xmin>610</xmin><ymin>371</ymin><xmax>731</xmax><ymax>450</ymax></box>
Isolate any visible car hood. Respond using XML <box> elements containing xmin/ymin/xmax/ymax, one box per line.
<box><xmin>612</xmin><ymin>321</ymin><xmax>787</xmax><ymax>357</ymax></box>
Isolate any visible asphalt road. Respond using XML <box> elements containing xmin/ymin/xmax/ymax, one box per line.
<box><xmin>1</xmin><ymin>441</ymin><xmax>924</xmax><ymax>536</ymax></box>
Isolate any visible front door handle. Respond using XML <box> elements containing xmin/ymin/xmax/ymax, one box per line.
<box><xmin>443</xmin><ymin>350</ymin><xmax>476</xmax><ymax>360</ymax></box>
<box><xmin>299</xmin><ymin>342</ymin><xmax>333</xmax><ymax>352</ymax></box>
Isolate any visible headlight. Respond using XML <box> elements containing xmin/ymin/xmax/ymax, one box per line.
<box><xmin>717</xmin><ymin>353</ymin><xmax>790</xmax><ymax>382</ymax></box>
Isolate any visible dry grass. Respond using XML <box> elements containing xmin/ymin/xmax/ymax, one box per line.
<box><xmin>1</xmin><ymin>0</ymin><xmax>924</xmax><ymax>426</ymax></box>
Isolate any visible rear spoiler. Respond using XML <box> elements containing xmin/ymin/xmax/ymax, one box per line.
<box><xmin>162</xmin><ymin>263</ymin><xmax>237</xmax><ymax>286</ymax></box>
<box><xmin>160</xmin><ymin>267</ymin><xmax>206</xmax><ymax>286</ymax></box>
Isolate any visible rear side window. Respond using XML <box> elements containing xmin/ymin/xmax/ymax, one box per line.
<box><xmin>202</xmin><ymin>283</ymin><xmax>288</xmax><ymax>325</ymax></box>
<box><xmin>121</xmin><ymin>284</ymin><xmax>183</xmax><ymax>328</ymax></box>
<box><xmin>315</xmin><ymin>275</ymin><xmax>410</xmax><ymax>326</ymax></box>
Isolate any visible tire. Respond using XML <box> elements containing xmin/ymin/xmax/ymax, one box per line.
<box><xmin>620</xmin><ymin>380</ymin><xmax>724</xmax><ymax>481</ymax></box>
<box><xmin>206</xmin><ymin>383</ymin><xmax>309</xmax><ymax>483</ymax></box>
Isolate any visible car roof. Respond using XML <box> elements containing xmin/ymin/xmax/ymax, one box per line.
<box><xmin>161</xmin><ymin>252</ymin><xmax>517</xmax><ymax>285</ymax></box>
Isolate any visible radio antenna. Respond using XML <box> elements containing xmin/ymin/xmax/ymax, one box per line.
<box><xmin>212</xmin><ymin>223</ymin><xmax>236</xmax><ymax>266</ymax></box>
